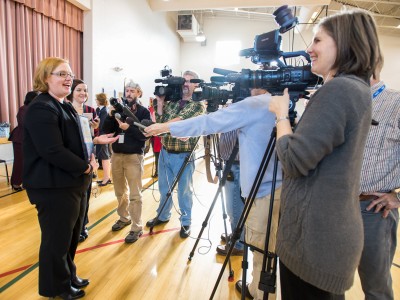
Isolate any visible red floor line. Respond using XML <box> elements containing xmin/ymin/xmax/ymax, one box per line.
<box><xmin>0</xmin><ymin>227</ymin><xmax>180</xmax><ymax>279</ymax></box>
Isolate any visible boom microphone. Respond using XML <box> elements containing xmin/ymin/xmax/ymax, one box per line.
<box><xmin>213</xmin><ymin>68</ymin><xmax>238</xmax><ymax>76</ymax></box>
<box><xmin>210</xmin><ymin>76</ymin><xmax>227</xmax><ymax>83</ymax></box>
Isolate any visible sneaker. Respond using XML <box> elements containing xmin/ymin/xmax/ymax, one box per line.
<box><xmin>216</xmin><ymin>244</ymin><xmax>244</xmax><ymax>256</ymax></box>
<box><xmin>124</xmin><ymin>230</ymin><xmax>143</xmax><ymax>243</ymax></box>
<box><xmin>235</xmin><ymin>280</ymin><xmax>253</xmax><ymax>299</ymax></box>
<box><xmin>220</xmin><ymin>233</ymin><xmax>232</xmax><ymax>243</ymax></box>
<box><xmin>180</xmin><ymin>226</ymin><xmax>191</xmax><ymax>238</ymax></box>
<box><xmin>146</xmin><ymin>217</ymin><xmax>170</xmax><ymax>227</ymax></box>
<box><xmin>111</xmin><ymin>220</ymin><xmax>132</xmax><ymax>231</ymax></box>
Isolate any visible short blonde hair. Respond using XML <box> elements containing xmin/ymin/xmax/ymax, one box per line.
<box><xmin>33</xmin><ymin>57</ymin><xmax>69</xmax><ymax>92</ymax></box>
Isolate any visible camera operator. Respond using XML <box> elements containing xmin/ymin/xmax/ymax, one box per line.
<box><xmin>357</xmin><ymin>64</ymin><xmax>400</xmax><ymax>300</ymax></box>
<box><xmin>269</xmin><ymin>10</ymin><xmax>383</xmax><ymax>300</ymax></box>
<box><xmin>102</xmin><ymin>80</ymin><xmax>150</xmax><ymax>244</ymax></box>
<box><xmin>145</xmin><ymin>70</ymin><xmax>205</xmax><ymax>238</ymax></box>
<box><xmin>144</xmin><ymin>88</ymin><xmax>281</xmax><ymax>299</ymax></box>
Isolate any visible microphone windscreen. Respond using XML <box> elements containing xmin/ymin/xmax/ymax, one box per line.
<box><xmin>115</xmin><ymin>113</ymin><xmax>122</xmax><ymax>120</ymax></box>
<box><xmin>141</xmin><ymin>119</ymin><xmax>154</xmax><ymax>127</ymax></box>
<box><xmin>125</xmin><ymin>117</ymin><xmax>134</xmax><ymax>125</ymax></box>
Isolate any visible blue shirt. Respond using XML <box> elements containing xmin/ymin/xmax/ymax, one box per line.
<box><xmin>170</xmin><ymin>93</ymin><xmax>282</xmax><ymax>198</ymax></box>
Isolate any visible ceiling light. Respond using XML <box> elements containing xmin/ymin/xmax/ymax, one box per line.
<box><xmin>196</xmin><ymin>32</ymin><xmax>206</xmax><ymax>42</ymax></box>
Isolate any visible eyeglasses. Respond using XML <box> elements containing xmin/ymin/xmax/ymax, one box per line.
<box><xmin>51</xmin><ymin>71</ymin><xmax>75</xmax><ymax>79</ymax></box>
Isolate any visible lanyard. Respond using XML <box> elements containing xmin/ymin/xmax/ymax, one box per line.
<box><xmin>372</xmin><ymin>85</ymin><xmax>385</xmax><ymax>99</ymax></box>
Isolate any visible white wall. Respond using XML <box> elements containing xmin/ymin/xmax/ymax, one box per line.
<box><xmin>82</xmin><ymin>3</ymin><xmax>400</xmax><ymax>109</ymax></box>
<box><xmin>181</xmin><ymin>17</ymin><xmax>400</xmax><ymax>90</ymax></box>
<box><xmin>379</xmin><ymin>35</ymin><xmax>400</xmax><ymax>90</ymax></box>
<box><xmin>83</xmin><ymin>0</ymin><xmax>181</xmax><ymax>107</ymax></box>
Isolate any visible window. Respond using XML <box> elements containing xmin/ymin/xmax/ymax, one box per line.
<box><xmin>215</xmin><ymin>41</ymin><xmax>242</xmax><ymax>66</ymax></box>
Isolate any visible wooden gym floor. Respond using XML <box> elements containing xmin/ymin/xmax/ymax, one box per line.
<box><xmin>0</xmin><ymin>152</ymin><xmax>399</xmax><ymax>299</ymax></box>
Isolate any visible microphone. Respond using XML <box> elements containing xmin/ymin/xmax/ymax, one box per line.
<box><xmin>141</xmin><ymin>119</ymin><xmax>154</xmax><ymax>127</ymax></box>
<box><xmin>213</xmin><ymin>68</ymin><xmax>238</xmax><ymax>76</ymax></box>
<box><xmin>210</xmin><ymin>76</ymin><xmax>227</xmax><ymax>83</ymax></box>
<box><xmin>225</xmin><ymin>73</ymin><xmax>241</xmax><ymax>82</ymax></box>
<box><xmin>125</xmin><ymin>117</ymin><xmax>134</xmax><ymax>125</ymax></box>
<box><xmin>122</xmin><ymin>106</ymin><xmax>140</xmax><ymax>123</ymax></box>
<box><xmin>115</xmin><ymin>113</ymin><xmax>122</xmax><ymax>120</ymax></box>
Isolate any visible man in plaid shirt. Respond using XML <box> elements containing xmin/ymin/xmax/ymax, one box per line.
<box><xmin>146</xmin><ymin>70</ymin><xmax>205</xmax><ymax>238</ymax></box>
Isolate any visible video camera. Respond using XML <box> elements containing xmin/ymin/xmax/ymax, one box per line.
<box><xmin>192</xmin><ymin>78</ymin><xmax>250</xmax><ymax>113</ymax></box>
<box><xmin>194</xmin><ymin>5</ymin><xmax>320</xmax><ymax>121</ymax></box>
<box><xmin>154</xmin><ymin>66</ymin><xmax>186</xmax><ymax>102</ymax></box>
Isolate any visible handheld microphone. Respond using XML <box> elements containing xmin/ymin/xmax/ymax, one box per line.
<box><xmin>115</xmin><ymin>113</ymin><xmax>122</xmax><ymax>120</ymax></box>
<box><xmin>125</xmin><ymin>117</ymin><xmax>134</xmax><ymax>125</ymax></box>
<box><xmin>122</xmin><ymin>106</ymin><xmax>140</xmax><ymax>123</ymax></box>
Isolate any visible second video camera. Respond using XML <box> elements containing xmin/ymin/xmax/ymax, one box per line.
<box><xmin>154</xmin><ymin>66</ymin><xmax>185</xmax><ymax>102</ymax></box>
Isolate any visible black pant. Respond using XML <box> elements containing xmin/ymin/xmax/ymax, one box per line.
<box><xmin>27</xmin><ymin>177</ymin><xmax>90</xmax><ymax>297</ymax></box>
<box><xmin>280</xmin><ymin>261</ymin><xmax>345</xmax><ymax>300</ymax></box>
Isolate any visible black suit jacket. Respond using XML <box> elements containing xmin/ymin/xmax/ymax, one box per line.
<box><xmin>23</xmin><ymin>93</ymin><xmax>88</xmax><ymax>189</ymax></box>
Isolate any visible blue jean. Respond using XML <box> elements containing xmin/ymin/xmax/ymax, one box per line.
<box><xmin>156</xmin><ymin>148</ymin><xmax>195</xmax><ymax>226</ymax></box>
<box><xmin>224</xmin><ymin>163</ymin><xmax>245</xmax><ymax>250</ymax></box>
<box><xmin>358</xmin><ymin>200</ymin><xmax>398</xmax><ymax>300</ymax></box>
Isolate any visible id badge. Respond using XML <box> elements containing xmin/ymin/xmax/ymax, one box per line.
<box><xmin>118</xmin><ymin>133</ymin><xmax>125</xmax><ymax>143</ymax></box>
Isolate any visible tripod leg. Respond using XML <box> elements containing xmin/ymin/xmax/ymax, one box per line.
<box><xmin>210</xmin><ymin>130</ymin><xmax>276</xmax><ymax>300</ymax></box>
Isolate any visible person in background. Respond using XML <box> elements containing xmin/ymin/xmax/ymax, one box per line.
<box><xmin>215</xmin><ymin>129</ymin><xmax>245</xmax><ymax>256</ymax></box>
<box><xmin>95</xmin><ymin>93</ymin><xmax>112</xmax><ymax>186</ymax></box>
<box><xmin>269</xmin><ymin>10</ymin><xmax>382</xmax><ymax>300</ymax></box>
<box><xmin>8</xmin><ymin>91</ymin><xmax>38</xmax><ymax>191</ymax></box>
<box><xmin>357</xmin><ymin>63</ymin><xmax>400</xmax><ymax>300</ymax></box>
<box><xmin>67</xmin><ymin>78</ymin><xmax>100</xmax><ymax>243</ymax></box>
<box><xmin>148</xmin><ymin>97</ymin><xmax>161</xmax><ymax>177</ymax></box>
<box><xmin>145</xmin><ymin>70</ymin><xmax>205</xmax><ymax>239</ymax></box>
<box><xmin>23</xmin><ymin>57</ymin><xmax>117</xmax><ymax>299</ymax></box>
<box><xmin>102</xmin><ymin>80</ymin><xmax>150</xmax><ymax>244</ymax></box>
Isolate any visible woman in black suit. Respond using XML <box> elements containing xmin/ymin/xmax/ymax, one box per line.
<box><xmin>23</xmin><ymin>57</ymin><xmax>117</xmax><ymax>299</ymax></box>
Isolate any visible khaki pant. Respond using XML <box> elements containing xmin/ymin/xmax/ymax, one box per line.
<box><xmin>245</xmin><ymin>191</ymin><xmax>280</xmax><ymax>300</ymax></box>
<box><xmin>111</xmin><ymin>153</ymin><xmax>144</xmax><ymax>232</ymax></box>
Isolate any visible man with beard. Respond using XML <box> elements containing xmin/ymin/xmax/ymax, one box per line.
<box><xmin>102</xmin><ymin>80</ymin><xmax>150</xmax><ymax>244</ymax></box>
<box><xmin>146</xmin><ymin>70</ymin><xmax>205</xmax><ymax>238</ymax></box>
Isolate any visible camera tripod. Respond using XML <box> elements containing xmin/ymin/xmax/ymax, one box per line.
<box><xmin>210</xmin><ymin>127</ymin><xmax>280</xmax><ymax>300</ymax></box>
<box><xmin>188</xmin><ymin>133</ymin><xmax>240</xmax><ymax>280</ymax></box>
<box><xmin>148</xmin><ymin>137</ymin><xmax>201</xmax><ymax>234</ymax></box>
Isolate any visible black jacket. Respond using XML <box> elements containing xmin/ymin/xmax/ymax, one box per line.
<box><xmin>23</xmin><ymin>93</ymin><xmax>88</xmax><ymax>188</ymax></box>
<box><xmin>102</xmin><ymin>103</ymin><xmax>150</xmax><ymax>154</ymax></box>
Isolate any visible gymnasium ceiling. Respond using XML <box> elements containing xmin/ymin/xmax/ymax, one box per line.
<box><xmin>147</xmin><ymin>0</ymin><xmax>400</xmax><ymax>36</ymax></box>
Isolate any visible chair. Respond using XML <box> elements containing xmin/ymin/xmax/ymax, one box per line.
<box><xmin>0</xmin><ymin>159</ymin><xmax>10</xmax><ymax>185</ymax></box>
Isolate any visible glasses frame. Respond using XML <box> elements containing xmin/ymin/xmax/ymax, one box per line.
<box><xmin>50</xmin><ymin>71</ymin><xmax>75</xmax><ymax>79</ymax></box>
